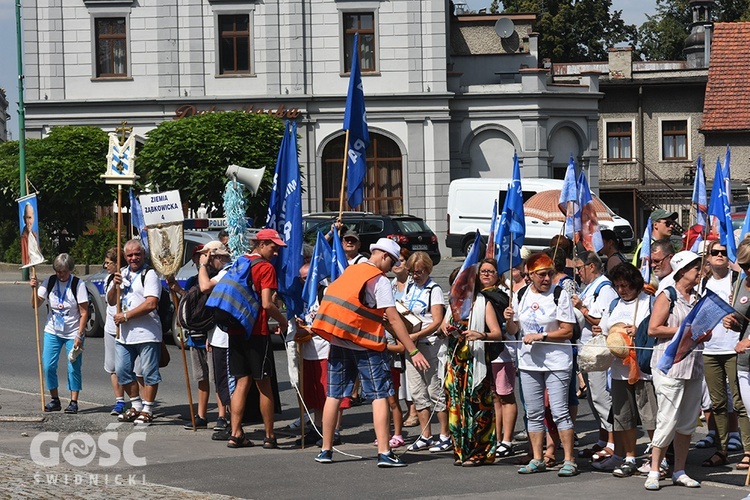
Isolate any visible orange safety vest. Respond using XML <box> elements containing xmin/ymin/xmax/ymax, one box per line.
<box><xmin>311</xmin><ymin>263</ymin><xmax>387</xmax><ymax>351</ymax></box>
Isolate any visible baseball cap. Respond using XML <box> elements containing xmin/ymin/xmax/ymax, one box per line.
<box><xmin>343</xmin><ymin>230</ymin><xmax>360</xmax><ymax>242</ymax></box>
<box><xmin>651</xmin><ymin>209</ymin><xmax>678</xmax><ymax>222</ymax></box>
<box><xmin>669</xmin><ymin>250</ymin><xmax>700</xmax><ymax>275</ymax></box>
<box><xmin>253</xmin><ymin>228</ymin><xmax>287</xmax><ymax>247</ymax></box>
<box><xmin>192</xmin><ymin>244</ymin><xmax>205</xmax><ymax>257</ymax></box>
<box><xmin>199</xmin><ymin>240</ymin><xmax>230</xmax><ymax>256</ymax></box>
<box><xmin>369</xmin><ymin>238</ymin><xmax>401</xmax><ymax>261</ymax></box>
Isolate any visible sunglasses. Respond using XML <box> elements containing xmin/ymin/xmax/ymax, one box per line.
<box><xmin>103</xmin><ymin>260</ymin><xmax>114</xmax><ymax>268</ymax></box>
<box><xmin>343</xmin><ymin>238</ymin><xmax>358</xmax><ymax>244</ymax></box>
<box><xmin>532</xmin><ymin>270</ymin><xmax>555</xmax><ymax>279</ymax></box>
<box><xmin>710</xmin><ymin>249</ymin><xmax>728</xmax><ymax>257</ymax></box>
<box><xmin>657</xmin><ymin>219</ymin><xmax>675</xmax><ymax>227</ymax></box>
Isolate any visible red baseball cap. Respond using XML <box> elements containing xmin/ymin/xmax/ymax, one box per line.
<box><xmin>253</xmin><ymin>228</ymin><xmax>287</xmax><ymax>247</ymax></box>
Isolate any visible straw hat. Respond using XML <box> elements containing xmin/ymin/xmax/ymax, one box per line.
<box><xmin>606</xmin><ymin>322</ymin><xmax>631</xmax><ymax>359</ymax></box>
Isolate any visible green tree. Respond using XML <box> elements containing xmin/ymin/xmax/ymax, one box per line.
<box><xmin>0</xmin><ymin>127</ymin><xmax>115</xmax><ymax>256</ymax></box>
<box><xmin>137</xmin><ymin>112</ymin><xmax>287</xmax><ymax>225</ymax></box>
<box><xmin>500</xmin><ymin>0</ymin><xmax>636</xmax><ymax>61</ymax></box>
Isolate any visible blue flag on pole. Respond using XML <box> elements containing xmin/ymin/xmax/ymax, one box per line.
<box><xmin>708</xmin><ymin>157</ymin><xmax>737</xmax><ymax>262</ymax></box>
<box><xmin>302</xmin><ymin>232</ymin><xmax>333</xmax><ymax>311</ymax></box>
<box><xmin>656</xmin><ymin>289</ymin><xmax>735</xmax><ymax>374</ymax></box>
<box><xmin>640</xmin><ymin>219</ymin><xmax>652</xmax><ymax>284</ymax></box>
<box><xmin>577</xmin><ymin>169</ymin><xmax>603</xmax><ymax>252</ymax></box>
<box><xmin>129</xmin><ymin>188</ymin><xmax>149</xmax><ymax>255</ymax></box>
<box><xmin>496</xmin><ymin>152</ymin><xmax>525</xmax><ymax>275</ymax></box>
<box><xmin>450</xmin><ymin>230</ymin><xmax>482</xmax><ymax>322</ymax></box>
<box><xmin>330</xmin><ymin>230</ymin><xmax>349</xmax><ymax>282</ymax></box>
<box><xmin>558</xmin><ymin>156</ymin><xmax>579</xmax><ymax>240</ymax></box>
<box><xmin>692</xmin><ymin>156</ymin><xmax>707</xmax><ymax>229</ymax></box>
<box><xmin>343</xmin><ymin>32</ymin><xmax>370</xmax><ymax>209</ymax></box>
<box><xmin>265</xmin><ymin>121</ymin><xmax>304</xmax><ymax>317</ymax></box>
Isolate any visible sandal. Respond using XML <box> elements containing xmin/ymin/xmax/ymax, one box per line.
<box><xmin>543</xmin><ymin>455</ymin><xmax>557</xmax><ymax>468</ymax></box>
<box><xmin>727</xmin><ymin>435</ymin><xmax>743</xmax><ymax>452</ymax></box>
<box><xmin>389</xmin><ymin>435</ymin><xmax>405</xmax><ymax>448</ymax></box>
<box><xmin>701</xmin><ymin>451</ymin><xmax>728</xmax><ymax>467</ymax></box>
<box><xmin>263</xmin><ymin>436</ymin><xmax>278</xmax><ymax>449</ymax></box>
<box><xmin>496</xmin><ymin>442</ymin><xmax>514</xmax><ymax>458</ymax></box>
<box><xmin>558</xmin><ymin>460</ymin><xmax>579</xmax><ymax>477</ymax></box>
<box><xmin>133</xmin><ymin>412</ymin><xmax>153</xmax><ymax>427</ymax></box>
<box><xmin>454</xmin><ymin>459</ymin><xmax>463</xmax><ymax>467</ymax></box>
<box><xmin>592</xmin><ymin>447</ymin><xmax>614</xmax><ymax>462</ymax></box>
<box><xmin>695</xmin><ymin>434</ymin><xmax>715</xmax><ymax>449</ymax></box>
<box><xmin>737</xmin><ymin>453</ymin><xmax>750</xmax><ymax>470</ymax></box>
<box><xmin>577</xmin><ymin>384</ymin><xmax>588</xmax><ymax>399</ymax></box>
<box><xmin>227</xmin><ymin>433</ymin><xmax>254</xmax><ymax>448</ymax></box>
<box><xmin>518</xmin><ymin>458</ymin><xmax>546</xmax><ymax>474</ymax></box>
<box><xmin>462</xmin><ymin>457</ymin><xmax>484</xmax><ymax>467</ymax></box>
<box><xmin>402</xmin><ymin>414</ymin><xmax>420</xmax><ymax>427</ymax></box>
<box><xmin>578</xmin><ymin>443</ymin><xmax>604</xmax><ymax>459</ymax></box>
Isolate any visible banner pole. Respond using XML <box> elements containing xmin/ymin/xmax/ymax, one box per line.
<box><xmin>116</xmin><ymin>185</ymin><xmax>123</xmax><ymax>339</ymax></box>
<box><xmin>171</xmin><ymin>289</ymin><xmax>196</xmax><ymax>431</ymax></box>
<box><xmin>297</xmin><ymin>341</ymin><xmax>305</xmax><ymax>449</ymax></box>
<box><xmin>31</xmin><ymin>266</ymin><xmax>45</xmax><ymax>411</ymax></box>
<box><xmin>338</xmin><ymin>130</ymin><xmax>351</xmax><ymax>220</ymax></box>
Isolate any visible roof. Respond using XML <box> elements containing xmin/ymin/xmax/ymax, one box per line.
<box><xmin>702</xmin><ymin>23</ymin><xmax>750</xmax><ymax>132</ymax></box>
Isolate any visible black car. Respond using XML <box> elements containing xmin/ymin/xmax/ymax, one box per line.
<box><xmin>302</xmin><ymin>212</ymin><xmax>441</xmax><ymax>265</ymax></box>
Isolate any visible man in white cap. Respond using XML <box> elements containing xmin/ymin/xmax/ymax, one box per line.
<box><xmin>311</xmin><ymin>237</ymin><xmax>429</xmax><ymax>467</ymax></box>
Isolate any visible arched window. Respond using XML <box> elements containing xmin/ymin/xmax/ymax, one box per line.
<box><xmin>321</xmin><ymin>133</ymin><xmax>403</xmax><ymax>213</ymax></box>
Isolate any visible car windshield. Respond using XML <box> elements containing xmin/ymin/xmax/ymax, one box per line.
<box><xmin>395</xmin><ymin>219</ymin><xmax>430</xmax><ymax>233</ymax></box>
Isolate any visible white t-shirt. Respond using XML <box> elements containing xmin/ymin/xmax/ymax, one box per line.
<box><xmin>513</xmin><ymin>286</ymin><xmax>576</xmax><ymax>372</ymax></box>
<box><xmin>208</xmin><ymin>268</ymin><xmax>229</xmax><ymax>349</ymax></box>
<box><xmin>579</xmin><ymin>275</ymin><xmax>619</xmax><ymax>345</ymax></box>
<box><xmin>38</xmin><ymin>276</ymin><xmax>88</xmax><ymax>339</ymax></box>
<box><xmin>117</xmin><ymin>266</ymin><xmax>162</xmax><ymax>344</ymax></box>
<box><xmin>348</xmin><ymin>254</ymin><xmax>367</xmax><ymax>265</ymax></box>
<box><xmin>105</xmin><ymin>276</ymin><xmax>117</xmax><ymax>336</ymax></box>
<box><xmin>401</xmin><ymin>279</ymin><xmax>445</xmax><ymax>345</ymax></box>
<box><xmin>600</xmin><ymin>292</ymin><xmax>652</xmax><ymax>381</ymax></box>
<box><xmin>655</xmin><ymin>274</ymin><xmax>675</xmax><ymax>297</ymax></box>
<box><xmin>704</xmin><ymin>272</ymin><xmax>738</xmax><ymax>355</ymax></box>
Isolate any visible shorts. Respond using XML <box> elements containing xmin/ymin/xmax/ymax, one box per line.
<box><xmin>211</xmin><ymin>345</ymin><xmax>232</xmax><ymax>407</ymax></box>
<box><xmin>303</xmin><ymin>359</ymin><xmax>327</xmax><ymax>412</ymax></box>
<box><xmin>228</xmin><ymin>334</ymin><xmax>273</xmax><ymax>381</ymax></box>
<box><xmin>610</xmin><ymin>379</ymin><xmax>639</xmax><ymax>431</ymax></box>
<box><xmin>327</xmin><ymin>345</ymin><xmax>394</xmax><ymax>401</ymax></box>
<box><xmin>492</xmin><ymin>362</ymin><xmax>516</xmax><ymax>396</ymax></box>
<box><xmin>190</xmin><ymin>346</ymin><xmax>215</xmax><ymax>385</ymax></box>
<box><xmin>104</xmin><ymin>333</ymin><xmax>142</xmax><ymax>377</ymax></box>
<box><xmin>115</xmin><ymin>341</ymin><xmax>161</xmax><ymax>386</ymax></box>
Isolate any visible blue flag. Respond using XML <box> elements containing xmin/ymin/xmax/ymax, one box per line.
<box><xmin>708</xmin><ymin>157</ymin><xmax>737</xmax><ymax>262</ymax></box>
<box><xmin>330</xmin><ymin>230</ymin><xmax>348</xmax><ymax>281</ymax></box>
<box><xmin>656</xmin><ymin>289</ymin><xmax>735</xmax><ymax>374</ymax></box>
<box><xmin>302</xmin><ymin>232</ymin><xmax>332</xmax><ymax>311</ymax></box>
<box><xmin>265</xmin><ymin>121</ymin><xmax>304</xmax><ymax>317</ymax></box>
<box><xmin>496</xmin><ymin>152</ymin><xmax>525</xmax><ymax>275</ymax></box>
<box><xmin>450</xmin><ymin>230</ymin><xmax>482</xmax><ymax>322</ymax></box>
<box><xmin>129</xmin><ymin>188</ymin><xmax>149</xmax><ymax>255</ymax></box>
<box><xmin>343</xmin><ymin>32</ymin><xmax>370</xmax><ymax>209</ymax></box>
<box><xmin>558</xmin><ymin>156</ymin><xmax>579</xmax><ymax>239</ymax></box>
<box><xmin>640</xmin><ymin>219</ymin><xmax>652</xmax><ymax>284</ymax></box>
<box><xmin>692</xmin><ymin>156</ymin><xmax>707</xmax><ymax>229</ymax></box>
<box><xmin>740</xmin><ymin>202</ymin><xmax>750</xmax><ymax>242</ymax></box>
<box><xmin>577</xmin><ymin>169</ymin><xmax>603</xmax><ymax>252</ymax></box>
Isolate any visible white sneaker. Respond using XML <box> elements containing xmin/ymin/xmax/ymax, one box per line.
<box><xmin>592</xmin><ymin>454</ymin><xmax>622</xmax><ymax>472</ymax></box>
<box><xmin>637</xmin><ymin>459</ymin><xmax>652</xmax><ymax>475</ymax></box>
<box><xmin>644</xmin><ymin>474</ymin><xmax>660</xmax><ymax>490</ymax></box>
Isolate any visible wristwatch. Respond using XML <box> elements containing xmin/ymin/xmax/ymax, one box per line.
<box><xmin>541</xmin><ymin>331</ymin><xmax>548</xmax><ymax>340</ymax></box>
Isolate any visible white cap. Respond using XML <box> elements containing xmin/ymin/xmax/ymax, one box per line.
<box><xmin>669</xmin><ymin>250</ymin><xmax>701</xmax><ymax>276</ymax></box>
<box><xmin>369</xmin><ymin>238</ymin><xmax>401</xmax><ymax>261</ymax></box>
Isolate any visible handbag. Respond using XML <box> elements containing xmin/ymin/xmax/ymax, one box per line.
<box><xmin>159</xmin><ymin>341</ymin><xmax>170</xmax><ymax>368</ymax></box>
<box><xmin>577</xmin><ymin>334</ymin><xmax>611</xmax><ymax>373</ymax></box>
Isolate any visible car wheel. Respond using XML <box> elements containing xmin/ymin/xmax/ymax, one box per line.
<box><xmin>84</xmin><ymin>290</ymin><xmax>104</xmax><ymax>337</ymax></box>
<box><xmin>463</xmin><ymin>237</ymin><xmax>487</xmax><ymax>257</ymax></box>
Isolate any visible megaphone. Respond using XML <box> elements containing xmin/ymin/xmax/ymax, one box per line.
<box><xmin>226</xmin><ymin>165</ymin><xmax>266</xmax><ymax>196</ymax></box>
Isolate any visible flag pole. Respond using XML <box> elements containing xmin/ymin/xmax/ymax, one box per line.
<box><xmin>338</xmin><ymin>130</ymin><xmax>351</xmax><ymax>220</ymax></box>
<box><xmin>31</xmin><ymin>266</ymin><xmax>45</xmax><ymax>411</ymax></box>
<box><xmin>170</xmin><ymin>289</ymin><xmax>197</xmax><ymax>431</ymax></box>
<box><xmin>297</xmin><ymin>341</ymin><xmax>305</xmax><ymax>448</ymax></box>
<box><xmin>115</xmin><ymin>185</ymin><xmax>122</xmax><ymax>339</ymax></box>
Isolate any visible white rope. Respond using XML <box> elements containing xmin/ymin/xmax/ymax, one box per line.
<box><xmin>496</xmin><ymin>339</ymin><xmax>706</xmax><ymax>352</ymax></box>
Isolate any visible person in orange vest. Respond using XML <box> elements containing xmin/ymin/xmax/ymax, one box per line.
<box><xmin>312</xmin><ymin>238</ymin><xmax>430</xmax><ymax>467</ymax></box>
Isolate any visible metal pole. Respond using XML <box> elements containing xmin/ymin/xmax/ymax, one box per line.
<box><xmin>16</xmin><ymin>0</ymin><xmax>29</xmax><ymax>281</ymax></box>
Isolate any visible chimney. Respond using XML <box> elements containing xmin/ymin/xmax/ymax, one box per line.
<box><xmin>608</xmin><ymin>47</ymin><xmax>633</xmax><ymax>79</ymax></box>
<box><xmin>529</xmin><ymin>32</ymin><xmax>539</xmax><ymax>67</ymax></box>
<box><xmin>704</xmin><ymin>23</ymin><xmax>712</xmax><ymax>66</ymax></box>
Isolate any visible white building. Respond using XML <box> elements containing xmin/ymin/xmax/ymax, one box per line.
<box><xmin>22</xmin><ymin>1</ymin><xmax>603</xmax><ymax>255</ymax></box>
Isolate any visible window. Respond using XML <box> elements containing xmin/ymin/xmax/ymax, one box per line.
<box><xmin>343</xmin><ymin>13</ymin><xmax>376</xmax><ymax>73</ymax></box>
<box><xmin>95</xmin><ymin>18</ymin><xmax>127</xmax><ymax>77</ymax></box>
<box><xmin>321</xmin><ymin>133</ymin><xmax>402</xmax><ymax>213</ymax></box>
<box><xmin>662</xmin><ymin>120</ymin><xmax>688</xmax><ymax>160</ymax></box>
<box><xmin>606</xmin><ymin>122</ymin><xmax>632</xmax><ymax>161</ymax></box>
<box><xmin>219</xmin><ymin>14</ymin><xmax>251</xmax><ymax>74</ymax></box>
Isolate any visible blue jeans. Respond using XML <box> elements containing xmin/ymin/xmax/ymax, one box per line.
<box><xmin>42</xmin><ymin>332</ymin><xmax>82</xmax><ymax>392</ymax></box>
<box><xmin>115</xmin><ymin>342</ymin><xmax>161</xmax><ymax>386</ymax></box>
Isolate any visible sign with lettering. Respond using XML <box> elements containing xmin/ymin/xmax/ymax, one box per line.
<box><xmin>173</xmin><ymin>103</ymin><xmax>301</xmax><ymax>121</ymax></box>
<box><xmin>139</xmin><ymin>190</ymin><xmax>184</xmax><ymax>226</ymax></box>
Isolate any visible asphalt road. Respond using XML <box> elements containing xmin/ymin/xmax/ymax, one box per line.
<box><xmin>0</xmin><ymin>272</ymin><xmax>748</xmax><ymax>499</ymax></box>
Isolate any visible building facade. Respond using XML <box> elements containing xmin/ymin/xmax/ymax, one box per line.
<box><xmin>22</xmin><ymin>0</ymin><xmax>602</xmax><ymax>255</ymax></box>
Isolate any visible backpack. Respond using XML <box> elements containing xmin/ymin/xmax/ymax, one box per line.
<box><xmin>46</xmin><ymin>275</ymin><xmax>82</xmax><ymax>301</ymax></box>
<box><xmin>631</xmin><ymin>286</ymin><xmax>677</xmax><ymax>375</ymax></box>
<box><xmin>206</xmin><ymin>256</ymin><xmax>262</xmax><ymax>336</ymax></box>
<box><xmin>405</xmin><ymin>281</ymin><xmax>445</xmax><ymax>317</ymax></box>
<box><xmin>177</xmin><ymin>277</ymin><xmax>215</xmax><ymax>334</ymax></box>
<box><xmin>516</xmin><ymin>284</ymin><xmax>581</xmax><ymax>342</ymax></box>
<box><xmin>480</xmin><ymin>286</ymin><xmax>510</xmax><ymax>359</ymax></box>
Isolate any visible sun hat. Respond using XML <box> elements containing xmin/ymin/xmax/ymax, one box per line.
<box><xmin>192</xmin><ymin>244</ymin><xmax>205</xmax><ymax>257</ymax></box>
<box><xmin>199</xmin><ymin>240</ymin><xmax>230</xmax><ymax>257</ymax></box>
<box><xmin>253</xmin><ymin>228</ymin><xmax>287</xmax><ymax>247</ymax></box>
<box><xmin>669</xmin><ymin>250</ymin><xmax>700</xmax><ymax>275</ymax></box>
<box><xmin>369</xmin><ymin>238</ymin><xmax>401</xmax><ymax>261</ymax></box>
<box><xmin>606</xmin><ymin>323</ymin><xmax>631</xmax><ymax>359</ymax></box>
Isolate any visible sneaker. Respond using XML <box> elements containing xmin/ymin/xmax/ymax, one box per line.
<box><xmin>672</xmin><ymin>473</ymin><xmax>700</xmax><ymax>488</ymax></box>
<box><xmin>296</xmin><ymin>429</ymin><xmax>319</xmax><ymax>446</ymax></box>
<box><xmin>592</xmin><ymin>455</ymin><xmax>622</xmax><ymax>472</ymax></box>
<box><xmin>315</xmin><ymin>449</ymin><xmax>333</xmax><ymax>464</ymax></box>
<box><xmin>316</xmin><ymin>430</ymin><xmax>341</xmax><ymax>447</ymax></box>
<box><xmin>287</xmin><ymin>414</ymin><xmax>310</xmax><ymax>430</ymax></box>
<box><xmin>637</xmin><ymin>459</ymin><xmax>652</xmax><ymax>475</ymax></box>
<box><xmin>406</xmin><ymin>436</ymin><xmax>433</xmax><ymax>452</ymax></box>
<box><xmin>378</xmin><ymin>451</ymin><xmax>407</xmax><ymax>468</ymax></box>
<box><xmin>44</xmin><ymin>398</ymin><xmax>61</xmax><ymax>412</ymax></box>
<box><xmin>513</xmin><ymin>430</ymin><xmax>528</xmax><ymax>442</ymax></box>
<box><xmin>213</xmin><ymin>417</ymin><xmax>228</xmax><ymax>431</ymax></box>
<box><xmin>428</xmin><ymin>436</ymin><xmax>453</xmax><ymax>452</ymax></box>
<box><xmin>613</xmin><ymin>461</ymin><xmax>639</xmax><ymax>477</ymax></box>
<box><xmin>184</xmin><ymin>416</ymin><xmax>208</xmax><ymax>430</ymax></box>
<box><xmin>64</xmin><ymin>401</ymin><xmax>78</xmax><ymax>414</ymax></box>
<box><xmin>644</xmin><ymin>474</ymin><xmax>661</xmax><ymax>491</ymax></box>
<box><xmin>110</xmin><ymin>401</ymin><xmax>126</xmax><ymax>416</ymax></box>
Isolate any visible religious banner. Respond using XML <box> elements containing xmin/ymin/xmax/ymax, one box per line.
<box><xmin>102</xmin><ymin>130</ymin><xmax>137</xmax><ymax>186</ymax></box>
<box><xmin>18</xmin><ymin>193</ymin><xmax>46</xmax><ymax>269</ymax></box>
<box><xmin>139</xmin><ymin>190</ymin><xmax>184</xmax><ymax>277</ymax></box>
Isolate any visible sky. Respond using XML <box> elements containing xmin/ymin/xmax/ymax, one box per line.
<box><xmin>0</xmin><ymin>1</ymin><xmax>655</xmax><ymax>141</ymax></box>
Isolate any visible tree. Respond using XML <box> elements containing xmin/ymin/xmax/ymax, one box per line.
<box><xmin>0</xmin><ymin>127</ymin><xmax>115</xmax><ymax>255</ymax></box>
<box><xmin>137</xmin><ymin>112</ymin><xmax>287</xmax><ymax>225</ymax></box>
<box><xmin>500</xmin><ymin>0</ymin><xmax>636</xmax><ymax>61</ymax></box>
<box><xmin>638</xmin><ymin>0</ymin><xmax>750</xmax><ymax>61</ymax></box>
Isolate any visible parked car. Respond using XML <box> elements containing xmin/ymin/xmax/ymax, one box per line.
<box><xmin>302</xmin><ymin>212</ymin><xmax>441</xmax><ymax>265</ymax></box>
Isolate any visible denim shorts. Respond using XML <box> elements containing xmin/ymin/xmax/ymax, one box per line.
<box><xmin>327</xmin><ymin>345</ymin><xmax>394</xmax><ymax>401</ymax></box>
<box><xmin>115</xmin><ymin>342</ymin><xmax>161</xmax><ymax>386</ymax></box>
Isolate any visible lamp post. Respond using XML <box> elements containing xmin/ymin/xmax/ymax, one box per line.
<box><xmin>16</xmin><ymin>0</ymin><xmax>28</xmax><ymax>280</ymax></box>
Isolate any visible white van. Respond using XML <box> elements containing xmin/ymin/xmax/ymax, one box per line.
<box><xmin>446</xmin><ymin>178</ymin><xmax>635</xmax><ymax>255</ymax></box>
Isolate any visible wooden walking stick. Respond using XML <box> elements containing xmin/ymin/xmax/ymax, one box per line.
<box><xmin>170</xmin><ymin>288</ymin><xmax>196</xmax><ymax>431</ymax></box>
<box><xmin>31</xmin><ymin>266</ymin><xmax>46</xmax><ymax>411</ymax></box>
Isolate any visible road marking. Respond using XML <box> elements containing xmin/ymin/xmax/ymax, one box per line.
<box><xmin>0</xmin><ymin>387</ymin><xmax>100</xmax><ymax>407</ymax></box>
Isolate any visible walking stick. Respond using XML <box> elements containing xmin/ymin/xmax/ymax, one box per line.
<box><xmin>170</xmin><ymin>289</ymin><xmax>196</xmax><ymax>431</ymax></box>
<box><xmin>31</xmin><ymin>266</ymin><xmax>46</xmax><ymax>411</ymax></box>
<box><xmin>297</xmin><ymin>341</ymin><xmax>305</xmax><ymax>449</ymax></box>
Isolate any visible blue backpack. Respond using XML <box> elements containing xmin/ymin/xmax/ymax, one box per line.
<box><xmin>206</xmin><ymin>256</ymin><xmax>262</xmax><ymax>337</ymax></box>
